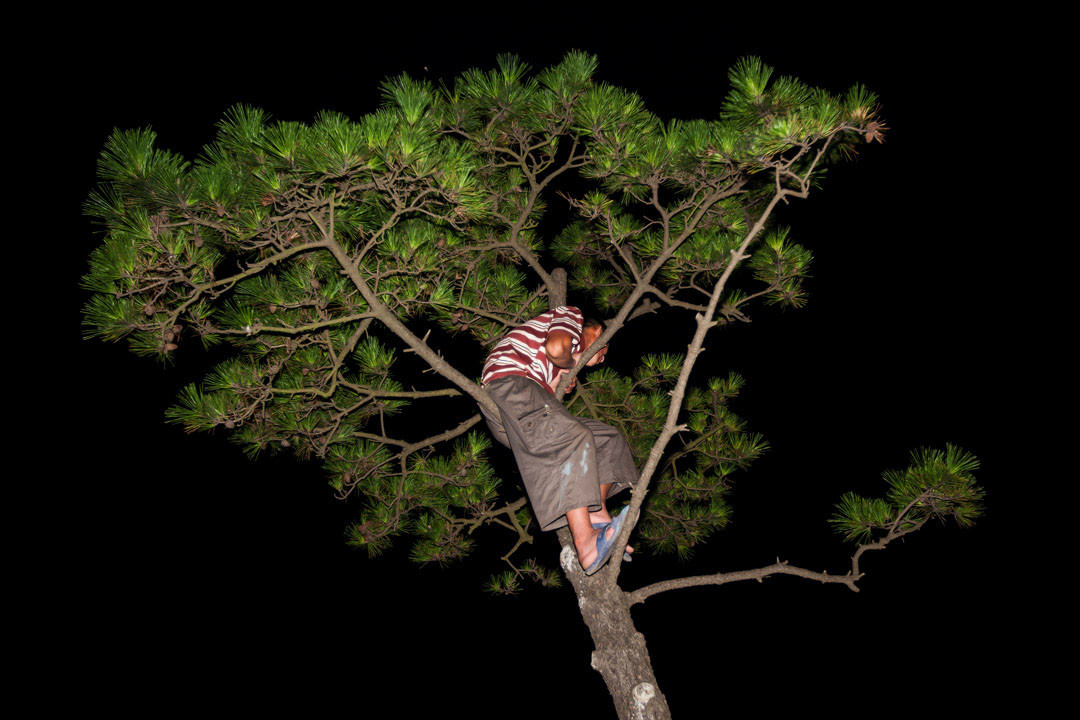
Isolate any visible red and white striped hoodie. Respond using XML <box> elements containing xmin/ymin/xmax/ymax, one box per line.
<box><xmin>481</xmin><ymin>306</ymin><xmax>584</xmax><ymax>394</ymax></box>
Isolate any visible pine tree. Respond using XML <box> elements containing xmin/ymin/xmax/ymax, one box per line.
<box><xmin>81</xmin><ymin>52</ymin><xmax>982</xmax><ymax>720</ymax></box>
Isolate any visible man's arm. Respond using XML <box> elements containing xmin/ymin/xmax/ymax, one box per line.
<box><xmin>545</xmin><ymin>330</ymin><xmax>577</xmax><ymax>369</ymax></box>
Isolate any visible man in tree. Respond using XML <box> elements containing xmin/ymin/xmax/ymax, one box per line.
<box><xmin>77</xmin><ymin>48</ymin><xmax>993</xmax><ymax>716</ymax></box>
<box><xmin>480</xmin><ymin>306</ymin><xmax>636</xmax><ymax>574</ymax></box>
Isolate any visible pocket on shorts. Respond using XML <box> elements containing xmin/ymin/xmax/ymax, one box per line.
<box><xmin>516</xmin><ymin>405</ymin><xmax>558</xmax><ymax>452</ymax></box>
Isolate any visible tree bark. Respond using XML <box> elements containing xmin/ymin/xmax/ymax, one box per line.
<box><xmin>557</xmin><ymin>531</ymin><xmax>673</xmax><ymax>720</ymax></box>
<box><xmin>547</xmin><ymin>267</ymin><xmax>669</xmax><ymax>718</ymax></box>
<box><xmin>548</xmin><ymin>268</ymin><xmax>567</xmax><ymax>309</ymax></box>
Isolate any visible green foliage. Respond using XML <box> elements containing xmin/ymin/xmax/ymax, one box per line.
<box><xmin>484</xmin><ymin>559</ymin><xmax>563</xmax><ymax>596</ymax></box>
<box><xmin>82</xmin><ymin>51</ymin><xmax>889</xmax><ymax>583</ymax></box>
<box><xmin>642</xmin><ymin>372</ymin><xmax>767</xmax><ymax>558</ymax></box>
<box><xmin>519</xmin><ymin>558</ymin><xmax>564</xmax><ymax>588</ymax></box>
<box><xmin>353</xmin><ymin>336</ymin><xmax>397</xmax><ymax>375</ymax></box>
<box><xmin>568</xmin><ymin>364</ymin><xmax>765</xmax><ymax>559</ymax></box>
<box><xmin>485</xmin><ymin>570</ymin><xmax>522</xmax><ymax>596</ymax></box>
<box><xmin>830</xmin><ymin>494</ymin><xmax>895</xmax><ymax>543</ymax></box>
<box><xmin>431</xmin><ymin>265</ymin><xmax>547</xmax><ymax>347</ymax></box>
<box><xmin>553</xmin><ymin>55</ymin><xmax>879</xmax><ymax>315</ymax></box>
<box><xmin>829</xmin><ymin>445</ymin><xmax>984</xmax><ymax>543</ymax></box>
<box><xmin>746</xmin><ymin>227</ymin><xmax>813</xmax><ymax>309</ymax></box>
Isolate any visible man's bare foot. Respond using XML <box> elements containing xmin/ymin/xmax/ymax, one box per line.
<box><xmin>575</xmin><ymin>524</ymin><xmax>609</xmax><ymax>569</ymax></box>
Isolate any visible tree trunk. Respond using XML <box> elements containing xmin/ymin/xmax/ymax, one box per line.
<box><xmin>557</xmin><ymin>531</ymin><xmax>672</xmax><ymax>719</ymax></box>
<box><xmin>548</xmin><ymin>268</ymin><xmax>568</xmax><ymax>309</ymax></box>
<box><xmin>544</xmin><ymin>270</ymin><xmax>668</xmax><ymax>716</ymax></box>
<box><xmin>546</xmin><ymin>269</ymin><xmax>669</xmax><ymax>717</ymax></box>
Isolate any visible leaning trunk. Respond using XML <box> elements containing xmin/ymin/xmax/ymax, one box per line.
<box><xmin>557</xmin><ymin>532</ymin><xmax>672</xmax><ymax>720</ymax></box>
<box><xmin>545</xmin><ymin>272</ymin><xmax>669</xmax><ymax>717</ymax></box>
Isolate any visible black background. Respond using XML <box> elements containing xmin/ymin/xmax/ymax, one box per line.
<box><xmin>53</xmin><ymin>13</ymin><xmax>1020</xmax><ymax>717</ymax></box>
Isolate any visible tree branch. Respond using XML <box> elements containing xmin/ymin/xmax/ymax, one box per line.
<box><xmin>628</xmin><ymin>491</ymin><xmax>933</xmax><ymax>606</ymax></box>
<box><xmin>398</xmin><ymin>413</ymin><xmax>483</xmax><ymax>458</ymax></box>
<box><xmin>166</xmin><ymin>240</ymin><xmax>330</xmax><ymax>333</ymax></box>
<box><xmin>627</xmin><ymin>559</ymin><xmax>860</xmax><ymax>606</ymax></box>
<box><xmin>210</xmin><ymin>312</ymin><xmax>375</xmax><ymax>337</ymax></box>
<box><xmin>316</xmin><ymin>201</ymin><xmax>498</xmax><ymax>416</ymax></box>
<box><xmin>603</xmin><ymin>137</ymin><xmax>848</xmax><ymax>584</ymax></box>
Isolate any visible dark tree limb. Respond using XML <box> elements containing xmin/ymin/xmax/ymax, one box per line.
<box><xmin>627</xmin><ymin>490</ymin><xmax>934</xmax><ymax>606</ymax></box>
<box><xmin>600</xmin><ymin>137</ymin><xmax>850</xmax><ymax>584</ymax></box>
<box><xmin>627</xmin><ymin>560</ymin><xmax>861</xmax><ymax>605</ymax></box>
<box><xmin>316</xmin><ymin>199</ymin><xmax>497</xmax><ymax>416</ymax></box>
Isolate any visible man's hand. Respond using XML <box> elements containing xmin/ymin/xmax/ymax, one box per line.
<box><xmin>550</xmin><ymin>368</ymin><xmax>576</xmax><ymax>394</ymax></box>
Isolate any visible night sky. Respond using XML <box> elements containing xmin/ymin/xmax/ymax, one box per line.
<box><xmin>59</xmin><ymin>16</ymin><xmax>1015</xmax><ymax>717</ymax></box>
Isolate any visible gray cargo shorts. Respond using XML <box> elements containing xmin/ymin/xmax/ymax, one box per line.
<box><xmin>480</xmin><ymin>375</ymin><xmax>639</xmax><ymax>531</ymax></box>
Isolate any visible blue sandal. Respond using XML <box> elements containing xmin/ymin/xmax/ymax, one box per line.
<box><xmin>592</xmin><ymin>511</ymin><xmax>632</xmax><ymax>563</ymax></box>
<box><xmin>585</xmin><ymin>509</ymin><xmax>628</xmax><ymax>575</ymax></box>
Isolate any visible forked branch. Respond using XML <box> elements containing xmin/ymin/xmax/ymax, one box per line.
<box><xmin>627</xmin><ymin>490</ymin><xmax>934</xmax><ymax>606</ymax></box>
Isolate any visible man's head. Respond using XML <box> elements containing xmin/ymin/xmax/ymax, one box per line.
<box><xmin>582</xmin><ymin>318</ymin><xmax>604</xmax><ymax>348</ymax></box>
<box><xmin>580</xmin><ymin>318</ymin><xmax>608</xmax><ymax>366</ymax></box>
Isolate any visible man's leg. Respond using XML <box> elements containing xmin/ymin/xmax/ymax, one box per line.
<box><xmin>486</xmin><ymin>377</ymin><xmax>604</xmax><ymax>531</ymax></box>
<box><xmin>587</xmin><ymin>482</ymin><xmax>615</xmax><ymax>525</ymax></box>
<box><xmin>478</xmin><ymin>390</ymin><xmax>511</xmax><ymax>449</ymax></box>
<box><xmin>579</xmin><ymin>419</ymin><xmax>639</xmax><ymax>519</ymax></box>
<box><xmin>576</xmin><ymin>419</ymin><xmax>638</xmax><ymax>559</ymax></box>
<box><xmin>486</xmin><ymin>377</ymin><xmax>631</xmax><ymax>569</ymax></box>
